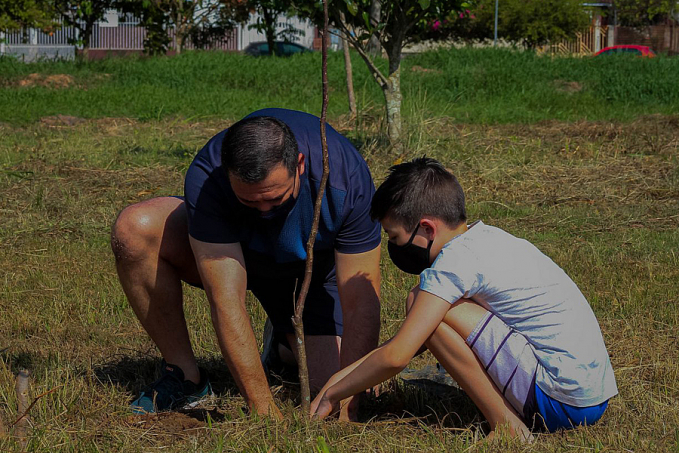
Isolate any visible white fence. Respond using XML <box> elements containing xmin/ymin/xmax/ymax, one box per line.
<box><xmin>0</xmin><ymin>11</ymin><xmax>317</xmax><ymax>61</ymax></box>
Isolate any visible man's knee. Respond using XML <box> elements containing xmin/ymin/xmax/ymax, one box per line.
<box><xmin>111</xmin><ymin>201</ymin><xmax>162</xmax><ymax>263</ymax></box>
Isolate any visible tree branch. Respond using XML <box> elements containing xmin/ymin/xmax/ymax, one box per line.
<box><xmin>335</xmin><ymin>22</ymin><xmax>389</xmax><ymax>88</ymax></box>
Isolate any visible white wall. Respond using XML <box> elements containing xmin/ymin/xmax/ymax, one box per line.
<box><xmin>238</xmin><ymin>15</ymin><xmax>315</xmax><ymax>51</ymax></box>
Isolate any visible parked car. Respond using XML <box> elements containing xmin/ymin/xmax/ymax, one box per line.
<box><xmin>243</xmin><ymin>41</ymin><xmax>312</xmax><ymax>57</ymax></box>
<box><xmin>594</xmin><ymin>45</ymin><xmax>656</xmax><ymax>58</ymax></box>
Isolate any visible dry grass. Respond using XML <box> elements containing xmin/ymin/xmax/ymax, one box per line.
<box><xmin>0</xmin><ymin>114</ymin><xmax>677</xmax><ymax>452</ymax></box>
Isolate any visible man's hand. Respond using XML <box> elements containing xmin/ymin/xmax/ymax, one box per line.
<box><xmin>189</xmin><ymin>237</ymin><xmax>280</xmax><ymax>416</ymax></box>
<box><xmin>335</xmin><ymin>246</ymin><xmax>381</xmax><ymax>421</ymax></box>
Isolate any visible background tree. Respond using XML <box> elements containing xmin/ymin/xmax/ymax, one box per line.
<box><xmin>52</xmin><ymin>0</ymin><xmax>114</xmax><ymax>58</ymax></box>
<box><xmin>246</xmin><ymin>0</ymin><xmax>302</xmax><ymax>56</ymax></box>
<box><xmin>499</xmin><ymin>0</ymin><xmax>590</xmax><ymax>48</ymax></box>
<box><xmin>118</xmin><ymin>0</ymin><xmax>248</xmax><ymax>55</ymax></box>
<box><xmin>1</xmin><ymin>0</ymin><xmax>55</xmax><ymax>31</ymax></box>
<box><xmin>297</xmin><ymin>0</ymin><xmax>468</xmax><ymax>148</ymax></box>
<box><xmin>423</xmin><ymin>0</ymin><xmax>591</xmax><ymax>49</ymax></box>
<box><xmin>614</xmin><ymin>0</ymin><xmax>677</xmax><ymax>26</ymax></box>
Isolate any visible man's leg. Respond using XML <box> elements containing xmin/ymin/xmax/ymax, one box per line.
<box><xmin>111</xmin><ymin>197</ymin><xmax>202</xmax><ymax>384</ymax></box>
<box><xmin>283</xmin><ymin>334</ymin><xmax>341</xmax><ymax>394</ymax></box>
<box><xmin>406</xmin><ymin>287</ymin><xmax>532</xmax><ymax>440</ymax></box>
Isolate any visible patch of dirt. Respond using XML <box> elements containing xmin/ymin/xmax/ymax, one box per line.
<box><xmin>18</xmin><ymin>73</ymin><xmax>76</xmax><ymax>89</ymax></box>
<box><xmin>122</xmin><ymin>412</ymin><xmax>206</xmax><ymax>434</ymax></box>
<box><xmin>553</xmin><ymin>79</ymin><xmax>583</xmax><ymax>93</ymax></box>
<box><xmin>411</xmin><ymin>65</ymin><xmax>443</xmax><ymax>75</ymax></box>
<box><xmin>40</xmin><ymin>115</ymin><xmax>87</xmax><ymax>127</ymax></box>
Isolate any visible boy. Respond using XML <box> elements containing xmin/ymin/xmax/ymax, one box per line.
<box><xmin>310</xmin><ymin>157</ymin><xmax>617</xmax><ymax>438</ymax></box>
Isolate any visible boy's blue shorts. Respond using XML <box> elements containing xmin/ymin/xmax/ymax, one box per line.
<box><xmin>534</xmin><ymin>384</ymin><xmax>609</xmax><ymax>433</ymax></box>
<box><xmin>467</xmin><ymin>311</ymin><xmax>611</xmax><ymax>433</ymax></box>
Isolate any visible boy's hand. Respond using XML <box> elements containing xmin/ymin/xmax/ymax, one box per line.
<box><xmin>310</xmin><ymin>391</ymin><xmax>338</xmax><ymax>419</ymax></box>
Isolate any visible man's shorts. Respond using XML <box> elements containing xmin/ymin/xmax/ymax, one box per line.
<box><xmin>466</xmin><ymin>312</ymin><xmax>609</xmax><ymax>432</ymax></box>
<box><xmin>243</xmin><ymin>248</ymin><xmax>343</xmax><ymax>339</ymax></box>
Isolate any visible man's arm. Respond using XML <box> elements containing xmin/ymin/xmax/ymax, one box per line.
<box><xmin>189</xmin><ymin>237</ymin><xmax>281</xmax><ymax>419</ymax></box>
<box><xmin>334</xmin><ymin>245</ymin><xmax>381</xmax><ymax>418</ymax></box>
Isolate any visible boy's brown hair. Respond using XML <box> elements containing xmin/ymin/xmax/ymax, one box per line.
<box><xmin>370</xmin><ymin>157</ymin><xmax>466</xmax><ymax>230</ymax></box>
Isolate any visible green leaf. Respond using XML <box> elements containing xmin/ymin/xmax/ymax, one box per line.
<box><xmin>345</xmin><ymin>0</ymin><xmax>358</xmax><ymax>16</ymax></box>
<box><xmin>316</xmin><ymin>437</ymin><xmax>331</xmax><ymax>453</ymax></box>
<box><xmin>362</xmin><ymin>11</ymin><xmax>371</xmax><ymax>30</ymax></box>
<box><xmin>418</xmin><ymin>0</ymin><xmax>431</xmax><ymax>10</ymax></box>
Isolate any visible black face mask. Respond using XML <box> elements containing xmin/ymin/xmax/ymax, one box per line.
<box><xmin>387</xmin><ymin>225</ymin><xmax>433</xmax><ymax>275</ymax></box>
<box><xmin>244</xmin><ymin>172</ymin><xmax>298</xmax><ymax>221</ymax></box>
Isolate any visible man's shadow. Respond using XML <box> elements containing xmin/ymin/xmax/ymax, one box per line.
<box><xmin>92</xmin><ymin>355</ymin><xmax>242</xmax><ymax>423</ymax></box>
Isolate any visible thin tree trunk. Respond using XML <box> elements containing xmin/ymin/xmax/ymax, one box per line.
<box><xmin>383</xmin><ymin>43</ymin><xmax>403</xmax><ymax>148</ymax></box>
<box><xmin>367</xmin><ymin>0</ymin><xmax>381</xmax><ymax>57</ymax></box>
<box><xmin>292</xmin><ymin>0</ymin><xmax>331</xmax><ymax>415</ymax></box>
<box><xmin>341</xmin><ymin>29</ymin><xmax>356</xmax><ymax>118</ymax></box>
<box><xmin>176</xmin><ymin>32</ymin><xmax>184</xmax><ymax>54</ymax></box>
<box><xmin>261</xmin><ymin>7</ymin><xmax>277</xmax><ymax>56</ymax></box>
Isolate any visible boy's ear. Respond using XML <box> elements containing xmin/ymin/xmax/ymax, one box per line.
<box><xmin>419</xmin><ymin>218</ymin><xmax>437</xmax><ymax>239</ymax></box>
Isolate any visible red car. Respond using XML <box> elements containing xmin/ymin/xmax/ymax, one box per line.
<box><xmin>594</xmin><ymin>45</ymin><xmax>656</xmax><ymax>57</ymax></box>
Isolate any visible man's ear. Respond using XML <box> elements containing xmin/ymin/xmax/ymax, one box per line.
<box><xmin>419</xmin><ymin>218</ymin><xmax>437</xmax><ymax>240</ymax></box>
<box><xmin>298</xmin><ymin>153</ymin><xmax>305</xmax><ymax>175</ymax></box>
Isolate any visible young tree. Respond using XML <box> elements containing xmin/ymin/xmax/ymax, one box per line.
<box><xmin>297</xmin><ymin>0</ymin><xmax>468</xmax><ymax>147</ymax></box>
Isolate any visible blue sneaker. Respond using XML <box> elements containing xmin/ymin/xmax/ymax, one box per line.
<box><xmin>131</xmin><ymin>361</ymin><xmax>213</xmax><ymax>414</ymax></box>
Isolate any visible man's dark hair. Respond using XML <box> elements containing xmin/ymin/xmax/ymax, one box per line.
<box><xmin>371</xmin><ymin>157</ymin><xmax>467</xmax><ymax>230</ymax></box>
<box><xmin>221</xmin><ymin>116</ymin><xmax>299</xmax><ymax>183</ymax></box>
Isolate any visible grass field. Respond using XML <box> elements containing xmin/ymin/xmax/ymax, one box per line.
<box><xmin>0</xmin><ymin>48</ymin><xmax>678</xmax><ymax>452</ymax></box>
<box><xmin>1</xmin><ymin>47</ymin><xmax>679</xmax><ymax>125</ymax></box>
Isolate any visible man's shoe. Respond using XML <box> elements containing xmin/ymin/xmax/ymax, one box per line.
<box><xmin>131</xmin><ymin>361</ymin><xmax>213</xmax><ymax>414</ymax></box>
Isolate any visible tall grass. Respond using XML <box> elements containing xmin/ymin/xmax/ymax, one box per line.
<box><xmin>0</xmin><ymin>47</ymin><xmax>677</xmax><ymax>125</ymax></box>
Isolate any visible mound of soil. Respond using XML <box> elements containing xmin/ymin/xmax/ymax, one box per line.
<box><xmin>18</xmin><ymin>73</ymin><xmax>75</xmax><ymax>89</ymax></box>
<box><xmin>553</xmin><ymin>79</ymin><xmax>583</xmax><ymax>93</ymax></box>
<box><xmin>40</xmin><ymin>115</ymin><xmax>87</xmax><ymax>127</ymax></box>
<box><xmin>411</xmin><ymin>65</ymin><xmax>443</xmax><ymax>75</ymax></box>
<box><xmin>123</xmin><ymin>412</ymin><xmax>206</xmax><ymax>434</ymax></box>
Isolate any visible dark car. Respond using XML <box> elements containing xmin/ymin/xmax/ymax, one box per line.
<box><xmin>594</xmin><ymin>45</ymin><xmax>656</xmax><ymax>58</ymax></box>
<box><xmin>243</xmin><ymin>41</ymin><xmax>312</xmax><ymax>57</ymax></box>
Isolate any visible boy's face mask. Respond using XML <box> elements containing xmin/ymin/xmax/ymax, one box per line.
<box><xmin>387</xmin><ymin>224</ymin><xmax>433</xmax><ymax>275</ymax></box>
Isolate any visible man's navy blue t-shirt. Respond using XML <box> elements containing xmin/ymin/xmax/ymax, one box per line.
<box><xmin>184</xmin><ymin>108</ymin><xmax>381</xmax><ymax>271</ymax></box>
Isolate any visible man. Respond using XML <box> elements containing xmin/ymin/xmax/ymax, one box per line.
<box><xmin>111</xmin><ymin>108</ymin><xmax>382</xmax><ymax>419</ymax></box>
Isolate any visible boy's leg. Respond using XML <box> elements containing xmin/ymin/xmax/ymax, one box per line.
<box><xmin>406</xmin><ymin>287</ymin><xmax>532</xmax><ymax>440</ymax></box>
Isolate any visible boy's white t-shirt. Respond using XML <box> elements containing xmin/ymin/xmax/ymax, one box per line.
<box><xmin>419</xmin><ymin>221</ymin><xmax>618</xmax><ymax>407</ymax></box>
